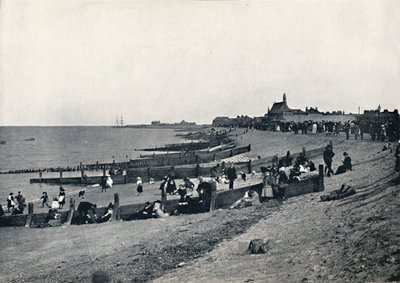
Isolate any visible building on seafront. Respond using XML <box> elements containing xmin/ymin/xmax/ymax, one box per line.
<box><xmin>262</xmin><ymin>93</ymin><xmax>352</xmax><ymax>125</ymax></box>
<box><xmin>212</xmin><ymin>93</ymin><xmax>354</xmax><ymax>129</ymax></box>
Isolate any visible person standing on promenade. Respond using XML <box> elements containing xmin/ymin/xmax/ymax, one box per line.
<box><xmin>226</xmin><ymin>162</ymin><xmax>237</xmax><ymax>190</ymax></box>
<box><xmin>40</xmin><ymin>192</ymin><xmax>50</xmax><ymax>208</ymax></box>
<box><xmin>395</xmin><ymin>140</ymin><xmax>400</xmax><ymax>174</ymax></box>
<box><xmin>323</xmin><ymin>144</ymin><xmax>335</xmax><ymax>177</ymax></box>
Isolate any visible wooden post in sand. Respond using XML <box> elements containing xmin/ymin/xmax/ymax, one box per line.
<box><xmin>25</xmin><ymin>202</ymin><xmax>34</xmax><ymax>227</ymax></box>
<box><xmin>161</xmin><ymin>184</ymin><xmax>167</xmax><ymax>211</ymax></box>
<box><xmin>302</xmin><ymin>146</ymin><xmax>306</xmax><ymax>157</ymax></box>
<box><xmin>209</xmin><ymin>181</ymin><xmax>217</xmax><ymax>212</ymax></box>
<box><xmin>318</xmin><ymin>164</ymin><xmax>325</xmax><ymax>192</ymax></box>
<box><xmin>103</xmin><ymin>168</ymin><xmax>106</xmax><ymax>177</ymax></box>
<box><xmin>59</xmin><ymin>171</ymin><xmax>63</xmax><ymax>185</ymax></box>
<box><xmin>112</xmin><ymin>193</ymin><xmax>120</xmax><ymax>221</ymax></box>
<box><xmin>147</xmin><ymin>167</ymin><xmax>151</xmax><ymax>182</ymax></box>
<box><xmin>80</xmin><ymin>167</ymin><xmax>84</xmax><ymax>183</ymax></box>
<box><xmin>329</xmin><ymin>140</ymin><xmax>333</xmax><ymax>150</ymax></box>
<box><xmin>39</xmin><ymin>171</ymin><xmax>42</xmax><ymax>183</ymax></box>
<box><xmin>196</xmin><ymin>163</ymin><xmax>200</xmax><ymax>178</ymax></box>
<box><xmin>66</xmin><ymin>199</ymin><xmax>75</xmax><ymax>225</ymax></box>
<box><xmin>247</xmin><ymin>160</ymin><xmax>252</xmax><ymax>174</ymax></box>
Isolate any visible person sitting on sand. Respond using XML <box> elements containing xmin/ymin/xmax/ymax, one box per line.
<box><xmin>176</xmin><ymin>184</ymin><xmax>187</xmax><ymax>203</ymax></box>
<box><xmin>44</xmin><ymin>209</ymin><xmax>57</xmax><ymax>223</ymax></box>
<box><xmin>152</xmin><ymin>200</ymin><xmax>168</xmax><ymax>218</ymax></box>
<box><xmin>382</xmin><ymin>143</ymin><xmax>391</xmax><ymax>152</ymax></box>
<box><xmin>11</xmin><ymin>203</ymin><xmax>26</xmax><ymax>215</ymax></box>
<box><xmin>335</xmin><ymin>152</ymin><xmax>353</xmax><ymax>175</ymax></box>
<box><xmin>33</xmin><ymin>209</ymin><xmax>61</xmax><ymax>228</ymax></box>
<box><xmin>138</xmin><ymin>202</ymin><xmax>154</xmax><ymax>219</ymax></box>
<box><xmin>77</xmin><ymin>201</ymin><xmax>98</xmax><ymax>224</ymax></box>
<box><xmin>97</xmin><ymin>203</ymin><xmax>113</xmax><ymax>223</ymax></box>
<box><xmin>230</xmin><ymin>190</ymin><xmax>261</xmax><ymax>209</ymax></box>
<box><xmin>183</xmin><ymin>178</ymin><xmax>195</xmax><ymax>195</ymax></box>
<box><xmin>51</xmin><ymin>197</ymin><xmax>59</xmax><ymax>210</ymax></box>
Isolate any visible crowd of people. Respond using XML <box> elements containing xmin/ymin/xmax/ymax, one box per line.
<box><xmin>6</xmin><ymin>191</ymin><xmax>27</xmax><ymax>215</ymax></box>
<box><xmin>266</xmin><ymin>119</ymin><xmax>399</xmax><ymax>143</ymax></box>
<box><xmin>8</xmin><ymin>137</ymin><xmax>400</xmax><ymax>229</ymax></box>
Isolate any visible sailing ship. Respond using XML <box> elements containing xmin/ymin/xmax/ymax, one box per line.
<box><xmin>112</xmin><ymin>115</ymin><xmax>127</xmax><ymax>128</ymax></box>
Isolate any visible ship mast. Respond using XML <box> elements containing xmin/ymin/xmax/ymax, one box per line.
<box><xmin>115</xmin><ymin>116</ymin><xmax>119</xmax><ymax>127</ymax></box>
<box><xmin>120</xmin><ymin>115</ymin><xmax>124</xmax><ymax>127</ymax></box>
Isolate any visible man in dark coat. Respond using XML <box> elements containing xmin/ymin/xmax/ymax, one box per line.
<box><xmin>226</xmin><ymin>162</ymin><xmax>237</xmax><ymax>190</ymax></box>
<box><xmin>323</xmin><ymin>144</ymin><xmax>335</xmax><ymax>177</ymax></box>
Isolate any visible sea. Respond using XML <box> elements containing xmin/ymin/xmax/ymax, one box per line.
<box><xmin>0</xmin><ymin>126</ymin><xmax>187</xmax><ymax>206</ymax></box>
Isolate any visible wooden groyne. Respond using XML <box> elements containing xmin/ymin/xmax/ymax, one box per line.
<box><xmin>30</xmin><ymin>144</ymin><xmax>325</xmax><ymax>185</ymax></box>
<box><xmin>138</xmin><ymin>142</ymin><xmax>237</xmax><ymax>158</ymax></box>
<box><xmin>2</xmin><ymin>168</ymin><xmax>324</xmax><ymax>228</ymax></box>
<box><xmin>137</xmin><ymin>141</ymin><xmax>211</xmax><ymax>152</ymax></box>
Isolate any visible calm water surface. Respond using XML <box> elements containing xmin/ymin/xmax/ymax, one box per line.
<box><xmin>0</xmin><ymin>126</ymin><xmax>187</xmax><ymax>205</ymax></box>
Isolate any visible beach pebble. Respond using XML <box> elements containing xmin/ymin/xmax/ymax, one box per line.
<box><xmin>178</xmin><ymin>262</ymin><xmax>185</xmax><ymax>267</ymax></box>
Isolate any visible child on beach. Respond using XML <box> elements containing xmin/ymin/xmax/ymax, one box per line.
<box><xmin>7</xmin><ymin>193</ymin><xmax>15</xmax><ymax>212</ymax></box>
<box><xmin>40</xmin><ymin>192</ymin><xmax>50</xmax><ymax>208</ymax></box>
<box><xmin>58</xmin><ymin>186</ymin><xmax>66</xmax><ymax>209</ymax></box>
<box><xmin>136</xmin><ymin>177</ymin><xmax>143</xmax><ymax>195</ymax></box>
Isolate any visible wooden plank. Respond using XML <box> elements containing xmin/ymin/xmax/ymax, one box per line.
<box><xmin>66</xmin><ymin>199</ymin><xmax>75</xmax><ymax>225</ymax></box>
<box><xmin>318</xmin><ymin>164</ymin><xmax>325</xmax><ymax>192</ymax></box>
<box><xmin>209</xmin><ymin>181</ymin><xmax>218</xmax><ymax>212</ymax></box>
<box><xmin>25</xmin><ymin>202</ymin><xmax>34</xmax><ymax>227</ymax></box>
<box><xmin>161</xmin><ymin>184</ymin><xmax>167</xmax><ymax>211</ymax></box>
<box><xmin>112</xmin><ymin>193</ymin><xmax>120</xmax><ymax>221</ymax></box>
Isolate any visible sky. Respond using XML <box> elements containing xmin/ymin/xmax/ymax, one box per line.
<box><xmin>0</xmin><ymin>0</ymin><xmax>399</xmax><ymax>126</ymax></box>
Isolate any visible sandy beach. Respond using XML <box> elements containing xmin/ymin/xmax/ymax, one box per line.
<box><xmin>0</xmin><ymin>130</ymin><xmax>399</xmax><ymax>283</ymax></box>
